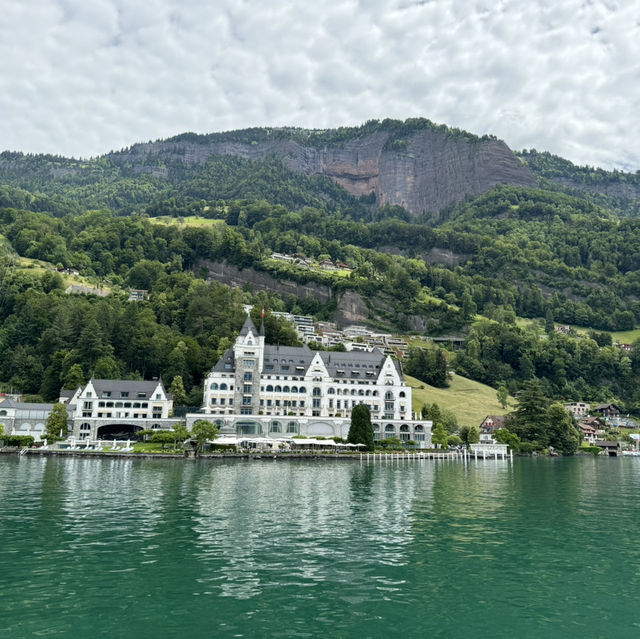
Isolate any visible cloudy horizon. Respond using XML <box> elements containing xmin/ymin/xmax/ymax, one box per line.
<box><xmin>1</xmin><ymin>0</ymin><xmax>638</xmax><ymax>171</ymax></box>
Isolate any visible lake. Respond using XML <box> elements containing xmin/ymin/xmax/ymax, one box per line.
<box><xmin>1</xmin><ymin>454</ymin><xmax>639</xmax><ymax>638</ymax></box>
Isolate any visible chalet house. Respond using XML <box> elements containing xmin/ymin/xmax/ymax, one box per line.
<box><xmin>593</xmin><ymin>403</ymin><xmax>622</xmax><ymax>418</ymax></box>
<box><xmin>480</xmin><ymin>415</ymin><xmax>507</xmax><ymax>434</ymax></box>
<box><xmin>578</xmin><ymin>422</ymin><xmax>598</xmax><ymax>444</ymax></box>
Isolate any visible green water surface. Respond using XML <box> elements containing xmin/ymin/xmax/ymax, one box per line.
<box><xmin>1</xmin><ymin>455</ymin><xmax>639</xmax><ymax>638</ymax></box>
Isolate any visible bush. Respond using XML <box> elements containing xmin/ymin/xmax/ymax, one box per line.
<box><xmin>580</xmin><ymin>445</ymin><xmax>602</xmax><ymax>456</ymax></box>
<box><xmin>6</xmin><ymin>435</ymin><xmax>35</xmax><ymax>448</ymax></box>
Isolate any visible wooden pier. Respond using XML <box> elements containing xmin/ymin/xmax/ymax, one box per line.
<box><xmin>359</xmin><ymin>448</ymin><xmax>513</xmax><ymax>463</ymax></box>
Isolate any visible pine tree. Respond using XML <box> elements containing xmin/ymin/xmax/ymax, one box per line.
<box><xmin>169</xmin><ymin>375</ymin><xmax>188</xmax><ymax>406</ymax></box>
<box><xmin>348</xmin><ymin>404</ymin><xmax>374</xmax><ymax>451</ymax></box>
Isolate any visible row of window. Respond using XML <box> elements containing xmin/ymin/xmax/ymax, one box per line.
<box><xmin>84</xmin><ymin>391</ymin><xmax>162</xmax><ymax>400</ymax></box>
<box><xmin>86</xmin><ymin>401</ymin><xmax>153</xmax><ymax>409</ymax></box>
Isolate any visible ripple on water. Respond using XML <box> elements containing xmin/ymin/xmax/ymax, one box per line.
<box><xmin>3</xmin><ymin>456</ymin><xmax>640</xmax><ymax>637</ymax></box>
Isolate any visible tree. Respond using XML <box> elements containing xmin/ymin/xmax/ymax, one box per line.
<box><xmin>496</xmin><ymin>383</ymin><xmax>509</xmax><ymax>409</ymax></box>
<box><xmin>45</xmin><ymin>403</ymin><xmax>68</xmax><ymax>441</ymax></box>
<box><xmin>172</xmin><ymin>422</ymin><xmax>189</xmax><ymax>448</ymax></box>
<box><xmin>459</xmin><ymin>425</ymin><xmax>480</xmax><ymax>449</ymax></box>
<box><xmin>63</xmin><ymin>364</ymin><xmax>85</xmax><ymax>390</ymax></box>
<box><xmin>546</xmin><ymin>404</ymin><xmax>581</xmax><ymax>455</ymax></box>
<box><xmin>191</xmin><ymin>419</ymin><xmax>219</xmax><ymax>451</ymax></box>
<box><xmin>493</xmin><ymin>427</ymin><xmax>521</xmax><ymax>452</ymax></box>
<box><xmin>169</xmin><ymin>375</ymin><xmax>188</xmax><ymax>406</ymax></box>
<box><xmin>545</xmin><ymin>309</ymin><xmax>555</xmax><ymax>334</ymax></box>
<box><xmin>512</xmin><ymin>379</ymin><xmax>550</xmax><ymax>445</ymax></box>
<box><xmin>431</xmin><ymin>422</ymin><xmax>448</xmax><ymax>449</ymax></box>
<box><xmin>348</xmin><ymin>404</ymin><xmax>374</xmax><ymax>451</ymax></box>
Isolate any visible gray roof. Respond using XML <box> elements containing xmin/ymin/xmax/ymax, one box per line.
<box><xmin>0</xmin><ymin>399</ymin><xmax>55</xmax><ymax>410</ymax></box>
<box><xmin>212</xmin><ymin>343</ymin><xmax>403</xmax><ymax>380</ymax></box>
<box><xmin>87</xmin><ymin>379</ymin><xmax>167</xmax><ymax>399</ymax></box>
<box><xmin>212</xmin><ymin>348</ymin><xmax>236</xmax><ymax>373</ymax></box>
<box><xmin>59</xmin><ymin>390</ymin><xmax>75</xmax><ymax>400</ymax></box>
<box><xmin>318</xmin><ymin>348</ymin><xmax>390</xmax><ymax>379</ymax></box>
<box><xmin>239</xmin><ymin>315</ymin><xmax>259</xmax><ymax>338</ymax></box>
<box><xmin>264</xmin><ymin>344</ymin><xmax>315</xmax><ymax>374</ymax></box>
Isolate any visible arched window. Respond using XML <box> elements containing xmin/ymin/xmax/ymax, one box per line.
<box><xmin>298</xmin><ymin>386</ymin><xmax>306</xmax><ymax>393</ymax></box>
<box><xmin>80</xmin><ymin>423</ymin><xmax>91</xmax><ymax>431</ymax></box>
<box><xmin>414</xmin><ymin>425</ymin><xmax>424</xmax><ymax>432</ymax></box>
<box><xmin>283</xmin><ymin>386</ymin><xmax>290</xmax><ymax>393</ymax></box>
<box><xmin>275</xmin><ymin>385</ymin><xmax>282</xmax><ymax>393</ymax></box>
<box><xmin>152</xmin><ymin>423</ymin><xmax>162</xmax><ymax>430</ymax></box>
<box><xmin>351</xmin><ymin>389</ymin><xmax>356</xmax><ymax>396</ymax></box>
<box><xmin>358</xmin><ymin>389</ymin><xmax>364</xmax><ymax>396</ymax></box>
<box><xmin>267</xmin><ymin>385</ymin><xmax>274</xmax><ymax>392</ymax></box>
<box><xmin>372</xmin><ymin>423</ymin><xmax>380</xmax><ymax>431</ymax></box>
<box><xmin>287</xmin><ymin>421</ymin><xmax>298</xmax><ymax>433</ymax></box>
<box><xmin>0</xmin><ymin>409</ymin><xmax>6</xmax><ymax>416</ymax></box>
<box><xmin>210</xmin><ymin>383</ymin><xmax>218</xmax><ymax>390</ymax></box>
<box><xmin>220</xmin><ymin>383</ymin><xmax>227</xmax><ymax>391</ymax></box>
<box><xmin>385</xmin><ymin>391</ymin><xmax>394</xmax><ymax>400</ymax></box>
<box><xmin>365</xmin><ymin>390</ymin><xmax>371</xmax><ymax>396</ymax></box>
<box><xmin>385</xmin><ymin>424</ymin><xmax>395</xmax><ymax>432</ymax></box>
<box><xmin>291</xmin><ymin>386</ymin><xmax>298</xmax><ymax>393</ymax></box>
<box><xmin>312</xmin><ymin>388</ymin><xmax>321</xmax><ymax>396</ymax></box>
<box><xmin>400</xmin><ymin>424</ymin><xmax>409</xmax><ymax>432</ymax></box>
<box><xmin>270</xmin><ymin>421</ymin><xmax>281</xmax><ymax>433</ymax></box>
<box><xmin>399</xmin><ymin>391</ymin><xmax>406</xmax><ymax>398</ymax></box>
<box><xmin>328</xmin><ymin>388</ymin><xmax>335</xmax><ymax>394</ymax></box>
<box><xmin>372</xmin><ymin>391</ymin><xmax>379</xmax><ymax>396</ymax></box>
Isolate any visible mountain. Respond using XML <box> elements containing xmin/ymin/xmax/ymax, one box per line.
<box><xmin>0</xmin><ymin>118</ymin><xmax>536</xmax><ymax>219</ymax></box>
<box><xmin>113</xmin><ymin>119</ymin><xmax>537</xmax><ymax>217</ymax></box>
<box><xmin>518</xmin><ymin>149</ymin><xmax>640</xmax><ymax>217</ymax></box>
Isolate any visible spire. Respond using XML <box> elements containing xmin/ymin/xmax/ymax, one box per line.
<box><xmin>239</xmin><ymin>314</ymin><xmax>258</xmax><ymax>338</ymax></box>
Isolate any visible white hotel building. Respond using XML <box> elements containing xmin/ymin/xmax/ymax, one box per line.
<box><xmin>189</xmin><ymin>316</ymin><xmax>432</xmax><ymax>446</ymax></box>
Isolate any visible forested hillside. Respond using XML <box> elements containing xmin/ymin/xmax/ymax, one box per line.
<box><xmin>2</xmin><ymin>119</ymin><xmax>640</xmax><ymax>415</ymax></box>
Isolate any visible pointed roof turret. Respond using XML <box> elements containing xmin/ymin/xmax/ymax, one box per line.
<box><xmin>239</xmin><ymin>314</ymin><xmax>258</xmax><ymax>338</ymax></box>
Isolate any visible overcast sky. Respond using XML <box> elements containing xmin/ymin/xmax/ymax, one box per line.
<box><xmin>1</xmin><ymin>0</ymin><xmax>638</xmax><ymax>170</ymax></box>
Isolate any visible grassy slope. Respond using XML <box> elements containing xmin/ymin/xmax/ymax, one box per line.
<box><xmin>406</xmin><ymin>373</ymin><xmax>511</xmax><ymax>427</ymax></box>
<box><xmin>148</xmin><ymin>216</ymin><xmax>224</xmax><ymax>227</ymax></box>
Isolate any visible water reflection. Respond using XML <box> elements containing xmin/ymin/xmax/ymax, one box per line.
<box><xmin>4</xmin><ymin>456</ymin><xmax>640</xmax><ymax>637</ymax></box>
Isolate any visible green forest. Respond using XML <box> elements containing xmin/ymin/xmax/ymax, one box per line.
<box><xmin>2</xmin><ymin>120</ymin><xmax>640</xmax><ymax>416</ymax></box>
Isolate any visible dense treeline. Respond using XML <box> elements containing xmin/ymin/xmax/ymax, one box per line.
<box><xmin>0</xmin><ymin>264</ymin><xmax>301</xmax><ymax>401</ymax></box>
<box><xmin>519</xmin><ymin>149</ymin><xmax>640</xmax><ymax>217</ymax></box>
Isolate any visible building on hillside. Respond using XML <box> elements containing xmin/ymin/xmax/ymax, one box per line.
<box><xmin>64</xmin><ymin>379</ymin><xmax>178</xmax><ymax>441</ymax></box>
<box><xmin>128</xmin><ymin>289</ymin><xmax>149</xmax><ymax>302</ymax></box>
<box><xmin>191</xmin><ymin>315</ymin><xmax>432</xmax><ymax>446</ymax></box>
<box><xmin>480</xmin><ymin>415</ymin><xmax>507</xmax><ymax>434</ymax></box>
<box><xmin>0</xmin><ymin>399</ymin><xmax>54</xmax><ymax>441</ymax></box>
<box><xmin>578</xmin><ymin>421</ymin><xmax>598</xmax><ymax>444</ymax></box>
<box><xmin>564</xmin><ymin>402</ymin><xmax>590</xmax><ymax>418</ymax></box>
<box><xmin>593</xmin><ymin>403</ymin><xmax>622</xmax><ymax>418</ymax></box>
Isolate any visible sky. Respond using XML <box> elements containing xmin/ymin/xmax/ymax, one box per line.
<box><xmin>1</xmin><ymin>0</ymin><xmax>638</xmax><ymax>171</ymax></box>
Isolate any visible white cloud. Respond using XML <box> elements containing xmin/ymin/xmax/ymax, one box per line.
<box><xmin>0</xmin><ymin>0</ymin><xmax>637</xmax><ymax>171</ymax></box>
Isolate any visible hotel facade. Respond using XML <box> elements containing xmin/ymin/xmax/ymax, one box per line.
<box><xmin>187</xmin><ymin>316</ymin><xmax>432</xmax><ymax>446</ymax></box>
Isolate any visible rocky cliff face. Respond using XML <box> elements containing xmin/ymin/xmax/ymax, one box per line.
<box><xmin>114</xmin><ymin>127</ymin><xmax>536</xmax><ymax>217</ymax></box>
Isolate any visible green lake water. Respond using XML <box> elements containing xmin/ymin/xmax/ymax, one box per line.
<box><xmin>1</xmin><ymin>455</ymin><xmax>640</xmax><ymax>638</ymax></box>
